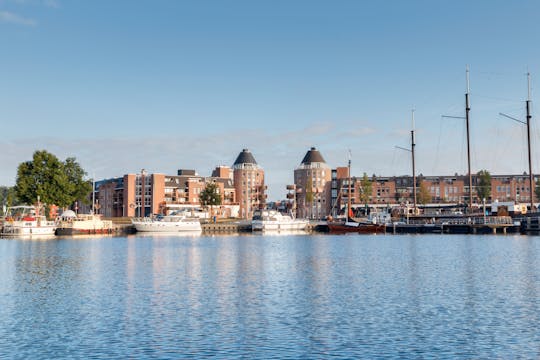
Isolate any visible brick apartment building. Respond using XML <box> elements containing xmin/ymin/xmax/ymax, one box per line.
<box><xmin>95</xmin><ymin>166</ymin><xmax>238</xmax><ymax>218</ymax></box>
<box><xmin>294</xmin><ymin>147</ymin><xmax>332</xmax><ymax>219</ymax></box>
<box><xmin>331</xmin><ymin>173</ymin><xmax>538</xmax><ymax>213</ymax></box>
<box><xmin>94</xmin><ymin>147</ymin><xmax>536</xmax><ymax>219</ymax></box>
<box><xmin>232</xmin><ymin>149</ymin><xmax>266</xmax><ymax>219</ymax></box>
<box><xmin>291</xmin><ymin>148</ymin><xmax>538</xmax><ymax>219</ymax></box>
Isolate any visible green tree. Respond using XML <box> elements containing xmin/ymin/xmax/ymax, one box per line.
<box><xmin>0</xmin><ymin>186</ymin><xmax>18</xmax><ymax>215</ymax></box>
<box><xmin>417</xmin><ymin>181</ymin><xmax>431</xmax><ymax>205</ymax></box>
<box><xmin>15</xmin><ymin>150</ymin><xmax>92</xmax><ymax>209</ymax></box>
<box><xmin>359</xmin><ymin>172</ymin><xmax>372</xmax><ymax>204</ymax></box>
<box><xmin>64</xmin><ymin>157</ymin><xmax>92</xmax><ymax>204</ymax></box>
<box><xmin>305</xmin><ymin>177</ymin><xmax>314</xmax><ymax>218</ymax></box>
<box><xmin>200</xmin><ymin>182</ymin><xmax>222</xmax><ymax>217</ymax></box>
<box><xmin>476</xmin><ymin>170</ymin><xmax>491</xmax><ymax>201</ymax></box>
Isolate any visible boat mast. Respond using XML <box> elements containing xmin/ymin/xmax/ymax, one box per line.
<box><xmin>526</xmin><ymin>72</ymin><xmax>534</xmax><ymax>212</ymax></box>
<box><xmin>92</xmin><ymin>175</ymin><xmax>96</xmax><ymax>215</ymax></box>
<box><xmin>499</xmin><ymin>73</ymin><xmax>535</xmax><ymax>212</ymax></box>
<box><xmin>348</xmin><ymin>151</ymin><xmax>352</xmax><ymax>221</ymax></box>
<box><xmin>465</xmin><ymin>66</ymin><xmax>473</xmax><ymax>213</ymax></box>
<box><xmin>411</xmin><ymin>109</ymin><xmax>417</xmax><ymax>212</ymax></box>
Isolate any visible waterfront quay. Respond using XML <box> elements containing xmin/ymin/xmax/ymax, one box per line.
<box><xmin>2</xmin><ymin>213</ymin><xmax>538</xmax><ymax>237</ymax></box>
<box><xmin>31</xmin><ymin>215</ymin><xmax>535</xmax><ymax>237</ymax></box>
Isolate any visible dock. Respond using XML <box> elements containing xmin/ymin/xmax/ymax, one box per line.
<box><xmin>105</xmin><ymin>217</ymin><xmax>136</xmax><ymax>234</ymax></box>
<box><xmin>202</xmin><ymin>221</ymin><xmax>252</xmax><ymax>233</ymax></box>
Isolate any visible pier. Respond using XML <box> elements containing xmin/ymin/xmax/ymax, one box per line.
<box><xmin>387</xmin><ymin>216</ymin><xmax>519</xmax><ymax>234</ymax></box>
<box><xmin>202</xmin><ymin>221</ymin><xmax>252</xmax><ymax>233</ymax></box>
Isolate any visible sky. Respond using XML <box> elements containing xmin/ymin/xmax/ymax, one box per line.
<box><xmin>1</xmin><ymin>0</ymin><xmax>540</xmax><ymax>200</ymax></box>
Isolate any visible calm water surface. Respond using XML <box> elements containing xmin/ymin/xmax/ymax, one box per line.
<box><xmin>0</xmin><ymin>233</ymin><xmax>539</xmax><ymax>359</ymax></box>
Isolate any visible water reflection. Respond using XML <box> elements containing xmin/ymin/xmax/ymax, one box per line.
<box><xmin>0</xmin><ymin>234</ymin><xmax>538</xmax><ymax>358</ymax></box>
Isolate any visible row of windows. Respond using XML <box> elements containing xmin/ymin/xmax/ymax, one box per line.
<box><xmin>495</xmin><ymin>186</ymin><xmax>530</xmax><ymax>193</ymax></box>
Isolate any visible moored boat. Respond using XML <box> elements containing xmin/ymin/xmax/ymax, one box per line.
<box><xmin>131</xmin><ymin>211</ymin><xmax>202</xmax><ymax>233</ymax></box>
<box><xmin>251</xmin><ymin>210</ymin><xmax>309</xmax><ymax>231</ymax></box>
<box><xmin>1</xmin><ymin>205</ymin><xmax>56</xmax><ymax>236</ymax></box>
<box><xmin>328</xmin><ymin>151</ymin><xmax>386</xmax><ymax>235</ymax></box>
<box><xmin>55</xmin><ymin>210</ymin><xmax>113</xmax><ymax>235</ymax></box>
<box><xmin>327</xmin><ymin>220</ymin><xmax>386</xmax><ymax>234</ymax></box>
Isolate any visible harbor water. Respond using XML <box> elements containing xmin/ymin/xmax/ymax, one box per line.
<box><xmin>0</xmin><ymin>233</ymin><xmax>539</xmax><ymax>358</ymax></box>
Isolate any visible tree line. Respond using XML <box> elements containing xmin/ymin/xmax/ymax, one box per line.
<box><xmin>1</xmin><ymin>150</ymin><xmax>91</xmax><ymax>216</ymax></box>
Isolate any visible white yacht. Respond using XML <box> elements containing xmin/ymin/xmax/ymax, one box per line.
<box><xmin>1</xmin><ymin>205</ymin><xmax>56</xmax><ymax>236</ymax></box>
<box><xmin>131</xmin><ymin>211</ymin><xmax>202</xmax><ymax>233</ymax></box>
<box><xmin>251</xmin><ymin>210</ymin><xmax>309</xmax><ymax>231</ymax></box>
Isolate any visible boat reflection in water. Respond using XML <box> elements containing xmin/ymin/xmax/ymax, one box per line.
<box><xmin>131</xmin><ymin>230</ymin><xmax>203</xmax><ymax>238</ymax></box>
<box><xmin>251</xmin><ymin>229</ymin><xmax>310</xmax><ymax>236</ymax></box>
<box><xmin>0</xmin><ymin>233</ymin><xmax>57</xmax><ymax>240</ymax></box>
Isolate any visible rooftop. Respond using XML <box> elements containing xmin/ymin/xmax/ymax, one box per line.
<box><xmin>301</xmin><ymin>147</ymin><xmax>326</xmax><ymax>164</ymax></box>
<box><xmin>234</xmin><ymin>148</ymin><xmax>258</xmax><ymax>166</ymax></box>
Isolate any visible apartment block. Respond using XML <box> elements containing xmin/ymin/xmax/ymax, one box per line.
<box><xmin>95</xmin><ymin>166</ymin><xmax>239</xmax><ymax>218</ymax></box>
<box><xmin>332</xmin><ymin>173</ymin><xmax>538</xmax><ymax>212</ymax></box>
<box><xmin>294</xmin><ymin>147</ymin><xmax>332</xmax><ymax>219</ymax></box>
<box><xmin>233</xmin><ymin>149</ymin><xmax>265</xmax><ymax>219</ymax></box>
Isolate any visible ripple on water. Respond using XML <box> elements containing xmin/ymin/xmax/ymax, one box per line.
<box><xmin>0</xmin><ymin>234</ymin><xmax>538</xmax><ymax>358</ymax></box>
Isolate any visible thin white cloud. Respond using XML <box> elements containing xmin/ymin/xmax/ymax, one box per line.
<box><xmin>43</xmin><ymin>0</ymin><xmax>58</xmax><ymax>8</ymax></box>
<box><xmin>339</xmin><ymin>126</ymin><xmax>376</xmax><ymax>138</ymax></box>
<box><xmin>1</xmin><ymin>122</ymin><xmax>530</xmax><ymax>200</ymax></box>
<box><xmin>388</xmin><ymin>128</ymin><xmax>411</xmax><ymax>138</ymax></box>
<box><xmin>0</xmin><ymin>10</ymin><xmax>36</xmax><ymax>26</ymax></box>
<box><xmin>305</xmin><ymin>122</ymin><xmax>335</xmax><ymax>136</ymax></box>
<box><xmin>3</xmin><ymin>0</ymin><xmax>58</xmax><ymax>5</ymax></box>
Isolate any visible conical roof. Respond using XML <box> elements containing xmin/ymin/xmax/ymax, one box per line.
<box><xmin>234</xmin><ymin>149</ymin><xmax>258</xmax><ymax>165</ymax></box>
<box><xmin>301</xmin><ymin>147</ymin><xmax>326</xmax><ymax>164</ymax></box>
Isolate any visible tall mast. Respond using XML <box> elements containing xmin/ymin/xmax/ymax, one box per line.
<box><xmin>526</xmin><ymin>72</ymin><xmax>534</xmax><ymax>212</ymax></box>
<box><xmin>465</xmin><ymin>65</ymin><xmax>473</xmax><ymax>212</ymax></box>
<box><xmin>347</xmin><ymin>152</ymin><xmax>352</xmax><ymax>221</ymax></box>
<box><xmin>92</xmin><ymin>175</ymin><xmax>96</xmax><ymax>214</ymax></box>
<box><xmin>411</xmin><ymin>109</ymin><xmax>417</xmax><ymax>211</ymax></box>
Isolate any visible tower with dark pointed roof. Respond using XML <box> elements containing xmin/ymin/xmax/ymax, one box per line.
<box><xmin>233</xmin><ymin>149</ymin><xmax>265</xmax><ymax>219</ymax></box>
<box><xmin>294</xmin><ymin>147</ymin><xmax>332</xmax><ymax>219</ymax></box>
<box><xmin>301</xmin><ymin>147</ymin><xmax>327</xmax><ymax>165</ymax></box>
<box><xmin>234</xmin><ymin>149</ymin><xmax>258</xmax><ymax>166</ymax></box>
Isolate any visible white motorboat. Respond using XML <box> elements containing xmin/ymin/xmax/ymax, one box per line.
<box><xmin>131</xmin><ymin>211</ymin><xmax>202</xmax><ymax>233</ymax></box>
<box><xmin>251</xmin><ymin>210</ymin><xmax>309</xmax><ymax>231</ymax></box>
<box><xmin>1</xmin><ymin>205</ymin><xmax>56</xmax><ymax>236</ymax></box>
<box><xmin>55</xmin><ymin>210</ymin><xmax>113</xmax><ymax>235</ymax></box>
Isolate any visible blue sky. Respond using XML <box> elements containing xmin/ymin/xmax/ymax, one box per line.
<box><xmin>1</xmin><ymin>0</ymin><xmax>540</xmax><ymax>200</ymax></box>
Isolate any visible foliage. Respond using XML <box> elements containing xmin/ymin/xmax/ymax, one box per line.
<box><xmin>200</xmin><ymin>182</ymin><xmax>222</xmax><ymax>207</ymax></box>
<box><xmin>64</xmin><ymin>157</ymin><xmax>93</xmax><ymax>204</ymax></box>
<box><xmin>417</xmin><ymin>181</ymin><xmax>431</xmax><ymax>205</ymax></box>
<box><xmin>305</xmin><ymin>177</ymin><xmax>314</xmax><ymax>204</ymax></box>
<box><xmin>0</xmin><ymin>186</ymin><xmax>18</xmax><ymax>214</ymax></box>
<box><xmin>359</xmin><ymin>172</ymin><xmax>372</xmax><ymax>204</ymax></box>
<box><xmin>535</xmin><ymin>178</ymin><xmax>540</xmax><ymax>202</ymax></box>
<box><xmin>476</xmin><ymin>170</ymin><xmax>491</xmax><ymax>201</ymax></box>
<box><xmin>14</xmin><ymin>150</ymin><xmax>92</xmax><ymax>208</ymax></box>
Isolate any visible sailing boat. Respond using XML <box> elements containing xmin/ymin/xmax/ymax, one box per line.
<box><xmin>327</xmin><ymin>153</ymin><xmax>385</xmax><ymax>234</ymax></box>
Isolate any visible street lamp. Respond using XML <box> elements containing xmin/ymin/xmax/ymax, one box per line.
<box><xmin>483</xmin><ymin>198</ymin><xmax>486</xmax><ymax>224</ymax></box>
